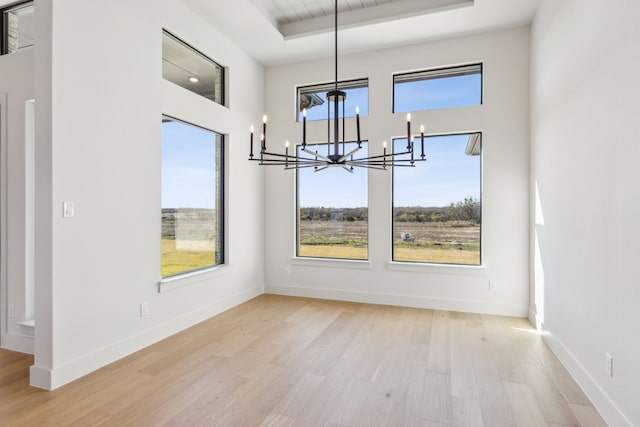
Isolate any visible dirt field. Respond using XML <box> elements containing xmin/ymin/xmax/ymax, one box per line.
<box><xmin>299</xmin><ymin>220</ymin><xmax>480</xmax><ymax>264</ymax></box>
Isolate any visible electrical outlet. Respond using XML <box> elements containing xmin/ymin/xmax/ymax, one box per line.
<box><xmin>605</xmin><ymin>353</ymin><xmax>613</xmax><ymax>377</ymax></box>
<box><xmin>140</xmin><ymin>302</ymin><xmax>149</xmax><ymax>317</ymax></box>
<box><xmin>284</xmin><ymin>267</ymin><xmax>291</xmax><ymax>276</ymax></box>
<box><xmin>489</xmin><ymin>281</ymin><xmax>497</xmax><ymax>291</ymax></box>
<box><xmin>8</xmin><ymin>304</ymin><xmax>15</xmax><ymax>318</ymax></box>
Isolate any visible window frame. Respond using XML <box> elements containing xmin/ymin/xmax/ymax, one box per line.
<box><xmin>1</xmin><ymin>0</ymin><xmax>34</xmax><ymax>55</ymax></box>
<box><xmin>296</xmin><ymin>78</ymin><xmax>369</xmax><ymax>122</ymax></box>
<box><xmin>295</xmin><ymin>140</ymin><xmax>370</xmax><ymax>261</ymax></box>
<box><xmin>391</xmin><ymin>132</ymin><xmax>483</xmax><ymax>266</ymax></box>
<box><xmin>160</xmin><ymin>115</ymin><xmax>225</xmax><ymax>279</ymax></box>
<box><xmin>392</xmin><ymin>63</ymin><xmax>483</xmax><ymax>113</ymax></box>
<box><xmin>162</xmin><ymin>29</ymin><xmax>226</xmax><ymax>106</ymax></box>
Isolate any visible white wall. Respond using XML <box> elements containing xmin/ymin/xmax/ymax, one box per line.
<box><xmin>264</xmin><ymin>27</ymin><xmax>530</xmax><ymax>317</ymax></box>
<box><xmin>0</xmin><ymin>47</ymin><xmax>35</xmax><ymax>353</ymax></box>
<box><xmin>530</xmin><ymin>1</ymin><xmax>640</xmax><ymax>425</ymax></box>
<box><xmin>30</xmin><ymin>0</ymin><xmax>265</xmax><ymax>389</ymax></box>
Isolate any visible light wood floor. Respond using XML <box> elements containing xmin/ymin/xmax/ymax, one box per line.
<box><xmin>0</xmin><ymin>295</ymin><xmax>607</xmax><ymax>426</ymax></box>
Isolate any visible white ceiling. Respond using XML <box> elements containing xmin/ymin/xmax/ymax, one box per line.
<box><xmin>266</xmin><ymin>0</ymin><xmax>407</xmax><ymax>25</ymax></box>
<box><xmin>180</xmin><ymin>0</ymin><xmax>540</xmax><ymax>66</ymax></box>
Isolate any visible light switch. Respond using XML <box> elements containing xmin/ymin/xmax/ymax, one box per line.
<box><xmin>63</xmin><ymin>201</ymin><xmax>75</xmax><ymax>218</ymax></box>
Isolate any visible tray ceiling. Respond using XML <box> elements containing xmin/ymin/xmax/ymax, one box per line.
<box><xmin>180</xmin><ymin>0</ymin><xmax>540</xmax><ymax>66</ymax></box>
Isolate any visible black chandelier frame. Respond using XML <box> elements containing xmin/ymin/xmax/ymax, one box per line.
<box><xmin>249</xmin><ymin>0</ymin><xmax>426</xmax><ymax>172</ymax></box>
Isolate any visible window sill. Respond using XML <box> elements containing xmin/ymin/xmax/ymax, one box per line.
<box><xmin>291</xmin><ymin>257</ymin><xmax>371</xmax><ymax>270</ymax></box>
<box><xmin>157</xmin><ymin>264</ymin><xmax>232</xmax><ymax>293</ymax></box>
<box><xmin>386</xmin><ymin>261</ymin><xmax>486</xmax><ymax>276</ymax></box>
<box><xmin>16</xmin><ymin>319</ymin><xmax>35</xmax><ymax>328</ymax></box>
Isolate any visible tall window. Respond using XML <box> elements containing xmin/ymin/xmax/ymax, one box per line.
<box><xmin>393</xmin><ymin>64</ymin><xmax>482</xmax><ymax>112</ymax></box>
<box><xmin>393</xmin><ymin>133</ymin><xmax>481</xmax><ymax>265</ymax></box>
<box><xmin>297</xmin><ymin>141</ymin><xmax>368</xmax><ymax>260</ymax></box>
<box><xmin>161</xmin><ymin>117</ymin><xmax>224</xmax><ymax>277</ymax></box>
<box><xmin>297</xmin><ymin>79</ymin><xmax>368</xmax><ymax>122</ymax></box>
<box><xmin>1</xmin><ymin>1</ymin><xmax>34</xmax><ymax>55</ymax></box>
<box><xmin>162</xmin><ymin>30</ymin><xmax>225</xmax><ymax>105</ymax></box>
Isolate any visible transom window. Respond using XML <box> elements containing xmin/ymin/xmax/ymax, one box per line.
<box><xmin>297</xmin><ymin>79</ymin><xmax>368</xmax><ymax>122</ymax></box>
<box><xmin>393</xmin><ymin>133</ymin><xmax>481</xmax><ymax>265</ymax></box>
<box><xmin>162</xmin><ymin>30</ymin><xmax>225</xmax><ymax>105</ymax></box>
<box><xmin>393</xmin><ymin>64</ymin><xmax>482</xmax><ymax>112</ymax></box>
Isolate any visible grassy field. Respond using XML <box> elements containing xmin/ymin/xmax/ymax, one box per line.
<box><xmin>298</xmin><ymin>245</ymin><xmax>368</xmax><ymax>259</ymax></box>
<box><xmin>162</xmin><ymin>208</ymin><xmax>220</xmax><ymax>276</ymax></box>
<box><xmin>299</xmin><ymin>220</ymin><xmax>479</xmax><ymax>264</ymax></box>
<box><xmin>298</xmin><ymin>219</ymin><xmax>368</xmax><ymax>260</ymax></box>
<box><xmin>162</xmin><ymin>215</ymin><xmax>480</xmax><ymax>274</ymax></box>
<box><xmin>162</xmin><ymin>239</ymin><xmax>216</xmax><ymax>277</ymax></box>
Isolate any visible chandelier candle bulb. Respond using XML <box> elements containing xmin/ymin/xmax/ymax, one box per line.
<box><xmin>261</xmin><ymin>133</ymin><xmax>265</xmax><ymax>152</ymax></box>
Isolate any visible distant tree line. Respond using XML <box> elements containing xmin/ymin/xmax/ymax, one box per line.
<box><xmin>300</xmin><ymin>197</ymin><xmax>480</xmax><ymax>224</ymax></box>
<box><xmin>395</xmin><ymin>197</ymin><xmax>480</xmax><ymax>224</ymax></box>
<box><xmin>299</xmin><ymin>207</ymin><xmax>368</xmax><ymax>222</ymax></box>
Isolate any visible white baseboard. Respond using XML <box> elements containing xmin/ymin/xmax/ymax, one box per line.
<box><xmin>528</xmin><ymin>306</ymin><xmax>539</xmax><ymax>329</ymax></box>
<box><xmin>266</xmin><ymin>284</ymin><xmax>528</xmax><ymax>317</ymax></box>
<box><xmin>29</xmin><ymin>364</ymin><xmax>52</xmax><ymax>390</ymax></box>
<box><xmin>541</xmin><ymin>322</ymin><xmax>633</xmax><ymax>427</ymax></box>
<box><xmin>30</xmin><ymin>285</ymin><xmax>262</xmax><ymax>390</ymax></box>
<box><xmin>1</xmin><ymin>331</ymin><xmax>34</xmax><ymax>354</ymax></box>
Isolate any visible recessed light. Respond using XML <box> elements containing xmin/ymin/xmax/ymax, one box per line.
<box><xmin>189</xmin><ymin>76</ymin><xmax>199</xmax><ymax>83</ymax></box>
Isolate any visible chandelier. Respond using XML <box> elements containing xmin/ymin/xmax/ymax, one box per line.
<box><xmin>249</xmin><ymin>0</ymin><xmax>426</xmax><ymax>172</ymax></box>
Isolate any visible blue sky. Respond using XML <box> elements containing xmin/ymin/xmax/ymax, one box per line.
<box><xmin>298</xmin><ymin>134</ymin><xmax>480</xmax><ymax>208</ymax></box>
<box><xmin>394</xmin><ymin>74</ymin><xmax>481</xmax><ymax>112</ymax></box>
<box><xmin>162</xmin><ymin>120</ymin><xmax>220</xmax><ymax>209</ymax></box>
<box><xmin>162</xmin><ymin>73</ymin><xmax>481</xmax><ymax>210</ymax></box>
<box><xmin>393</xmin><ymin>134</ymin><xmax>480</xmax><ymax>207</ymax></box>
<box><xmin>299</xmin><ymin>86</ymin><xmax>368</xmax><ymax>121</ymax></box>
<box><xmin>298</xmin><ymin>73</ymin><xmax>482</xmax><ymax>208</ymax></box>
<box><xmin>298</xmin><ymin>142</ymin><xmax>368</xmax><ymax>208</ymax></box>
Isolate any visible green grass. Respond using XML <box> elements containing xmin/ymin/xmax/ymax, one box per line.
<box><xmin>162</xmin><ymin>239</ymin><xmax>216</xmax><ymax>277</ymax></box>
<box><xmin>299</xmin><ymin>244</ymin><xmax>479</xmax><ymax>264</ymax></box>
<box><xmin>393</xmin><ymin>246</ymin><xmax>480</xmax><ymax>264</ymax></box>
<box><xmin>162</xmin><ymin>220</ymin><xmax>481</xmax><ymax>273</ymax></box>
<box><xmin>299</xmin><ymin>220</ymin><xmax>480</xmax><ymax>264</ymax></box>
<box><xmin>298</xmin><ymin>245</ymin><xmax>368</xmax><ymax>260</ymax></box>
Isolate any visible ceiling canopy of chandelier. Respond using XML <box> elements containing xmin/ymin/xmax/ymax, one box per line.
<box><xmin>249</xmin><ymin>0</ymin><xmax>426</xmax><ymax>172</ymax></box>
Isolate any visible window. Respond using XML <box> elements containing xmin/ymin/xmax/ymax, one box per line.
<box><xmin>162</xmin><ymin>30</ymin><xmax>225</xmax><ymax>105</ymax></box>
<box><xmin>393</xmin><ymin>64</ymin><xmax>482</xmax><ymax>112</ymax></box>
<box><xmin>161</xmin><ymin>117</ymin><xmax>224</xmax><ymax>277</ymax></box>
<box><xmin>297</xmin><ymin>141</ymin><xmax>368</xmax><ymax>260</ymax></box>
<box><xmin>297</xmin><ymin>79</ymin><xmax>368</xmax><ymax>122</ymax></box>
<box><xmin>1</xmin><ymin>1</ymin><xmax>34</xmax><ymax>55</ymax></box>
<box><xmin>393</xmin><ymin>133</ymin><xmax>481</xmax><ymax>265</ymax></box>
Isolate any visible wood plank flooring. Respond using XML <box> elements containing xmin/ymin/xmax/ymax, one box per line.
<box><xmin>0</xmin><ymin>295</ymin><xmax>607</xmax><ymax>426</ymax></box>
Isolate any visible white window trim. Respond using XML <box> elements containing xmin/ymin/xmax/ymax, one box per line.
<box><xmin>157</xmin><ymin>264</ymin><xmax>233</xmax><ymax>293</ymax></box>
<box><xmin>386</xmin><ymin>261</ymin><xmax>486</xmax><ymax>276</ymax></box>
<box><xmin>291</xmin><ymin>257</ymin><xmax>371</xmax><ymax>270</ymax></box>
